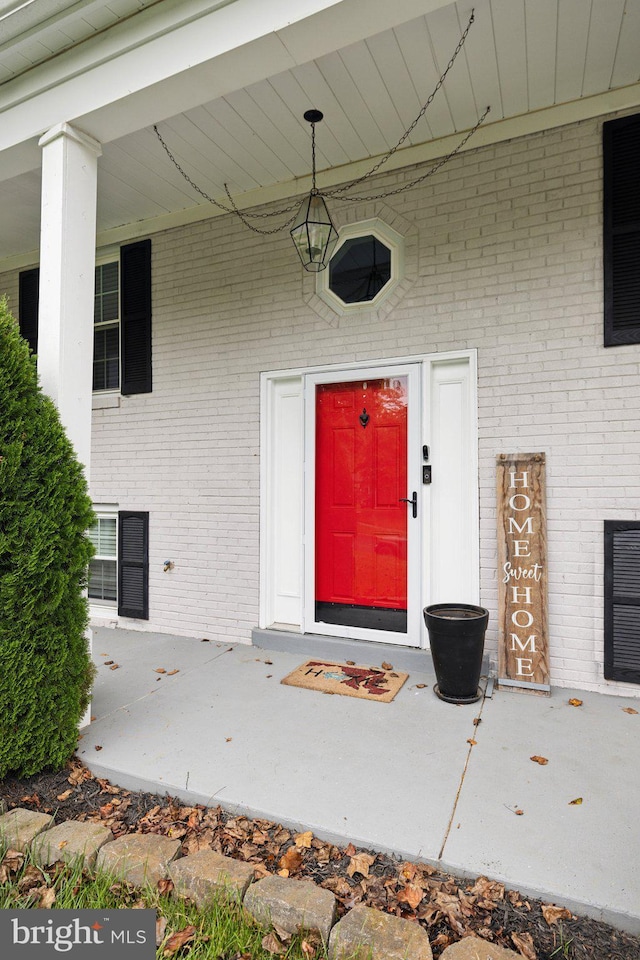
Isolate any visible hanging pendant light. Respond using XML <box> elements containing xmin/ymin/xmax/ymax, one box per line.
<box><xmin>290</xmin><ymin>110</ymin><xmax>339</xmax><ymax>272</ymax></box>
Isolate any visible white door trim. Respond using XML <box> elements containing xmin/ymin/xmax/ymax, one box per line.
<box><xmin>259</xmin><ymin>349</ymin><xmax>479</xmax><ymax>646</ymax></box>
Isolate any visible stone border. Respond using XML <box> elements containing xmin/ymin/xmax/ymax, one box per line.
<box><xmin>0</xmin><ymin>808</ymin><xmax>517</xmax><ymax>959</ymax></box>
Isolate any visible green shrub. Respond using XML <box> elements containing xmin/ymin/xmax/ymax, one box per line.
<box><xmin>0</xmin><ymin>298</ymin><xmax>95</xmax><ymax>777</ymax></box>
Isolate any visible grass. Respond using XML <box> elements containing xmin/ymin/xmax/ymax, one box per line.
<box><xmin>0</xmin><ymin>848</ymin><xmax>336</xmax><ymax>959</ymax></box>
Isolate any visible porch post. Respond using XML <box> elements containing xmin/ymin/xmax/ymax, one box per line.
<box><xmin>37</xmin><ymin>121</ymin><xmax>101</xmax><ymax>477</ymax></box>
<box><xmin>37</xmin><ymin>122</ymin><xmax>101</xmax><ymax>729</ymax></box>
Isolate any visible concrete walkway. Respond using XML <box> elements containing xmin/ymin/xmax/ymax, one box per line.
<box><xmin>81</xmin><ymin>627</ymin><xmax>640</xmax><ymax>934</ymax></box>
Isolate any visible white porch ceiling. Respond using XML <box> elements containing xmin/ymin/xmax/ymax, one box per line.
<box><xmin>1</xmin><ymin>0</ymin><xmax>640</xmax><ymax>266</ymax></box>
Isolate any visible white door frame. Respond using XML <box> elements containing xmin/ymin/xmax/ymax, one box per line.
<box><xmin>259</xmin><ymin>349</ymin><xmax>479</xmax><ymax>649</ymax></box>
<box><xmin>303</xmin><ymin>364</ymin><xmax>422</xmax><ymax>647</ymax></box>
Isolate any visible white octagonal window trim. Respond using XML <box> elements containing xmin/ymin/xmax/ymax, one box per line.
<box><xmin>316</xmin><ymin>218</ymin><xmax>405</xmax><ymax>316</ymax></box>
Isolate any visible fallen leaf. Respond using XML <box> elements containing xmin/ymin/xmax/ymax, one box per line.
<box><xmin>294</xmin><ymin>831</ymin><xmax>313</xmax><ymax>849</ymax></box>
<box><xmin>400</xmin><ymin>862</ymin><xmax>417</xmax><ymax>881</ymax></box>
<box><xmin>416</xmin><ymin>683</ymin><xmax>426</xmax><ymax>689</ymax></box>
<box><xmin>279</xmin><ymin>848</ymin><xmax>303</xmax><ymax>873</ymax></box>
<box><xmin>344</xmin><ymin>843</ymin><xmax>357</xmax><ymax>857</ymax></box>
<box><xmin>58</xmin><ymin>840</ymin><xmax>68</xmax><ymax>850</ymax></box>
<box><xmin>542</xmin><ymin>904</ymin><xmax>573</xmax><ymax>926</ymax></box>
<box><xmin>568</xmin><ymin>797</ymin><xmax>583</xmax><ymax>805</ymax></box>
<box><xmin>157</xmin><ymin>878</ymin><xmax>174</xmax><ymax>896</ymax></box>
<box><xmin>104</xmin><ymin>661</ymin><xmax>114</xmax><ymax>666</ymax></box>
<box><xmin>261</xmin><ymin>933</ymin><xmax>285</xmax><ymax>955</ymax></box>
<box><xmin>473</xmin><ymin>717</ymin><xmax>482</xmax><ymax>725</ymax></box>
<box><xmin>397</xmin><ymin>883</ymin><xmax>423</xmax><ymax>910</ymax></box>
<box><xmin>156</xmin><ymin>917</ymin><xmax>168</xmax><ymax>947</ymax></box>
<box><xmin>381</xmin><ymin>661</ymin><xmax>393</xmax><ymax>670</ymax></box>
<box><xmin>37</xmin><ymin>886</ymin><xmax>56</xmax><ymax>908</ymax></box>
<box><xmin>163</xmin><ymin>926</ymin><xmax>197</xmax><ymax>956</ymax></box>
<box><xmin>94</xmin><ymin>745</ymin><xmax>103</xmax><ymax>751</ymax></box>
<box><xmin>511</xmin><ymin>930</ymin><xmax>537</xmax><ymax>960</ymax></box>
<box><xmin>515</xmin><ymin>809</ymin><xmax>524</xmax><ymax>816</ymax></box>
<box><xmin>109</xmin><ymin>664</ymin><xmax>119</xmax><ymax>670</ymax></box>
<box><xmin>623</xmin><ymin>707</ymin><xmax>638</xmax><ymax>715</ymax></box>
<box><xmin>467</xmin><ymin>738</ymin><xmax>477</xmax><ymax>746</ymax></box>
<box><xmin>56</xmin><ymin>789</ymin><xmax>73</xmax><ymax>802</ymax></box>
<box><xmin>167</xmin><ymin>670</ymin><xmax>179</xmax><ymax>676</ymax></box>
<box><xmin>272</xmin><ymin>923</ymin><xmax>292</xmax><ymax>943</ymax></box>
<box><xmin>346</xmin><ymin>661</ymin><xmax>355</xmax><ymax>665</ymax></box>
<box><xmin>155</xmin><ymin>668</ymin><xmax>166</xmax><ymax>674</ymax></box>
<box><xmin>568</xmin><ymin>698</ymin><xmax>582</xmax><ymax>707</ymax></box>
<box><xmin>530</xmin><ymin>755</ymin><xmax>548</xmax><ymax>765</ymax></box>
<box><xmin>347</xmin><ymin>852</ymin><xmax>375</xmax><ymax>878</ymax></box>
<box><xmin>301</xmin><ymin>939</ymin><xmax>317</xmax><ymax>958</ymax></box>
<box><xmin>225</xmin><ymin>737</ymin><xmax>232</xmax><ymax>743</ymax></box>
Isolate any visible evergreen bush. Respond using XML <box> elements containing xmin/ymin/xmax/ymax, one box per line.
<box><xmin>0</xmin><ymin>298</ymin><xmax>95</xmax><ymax>777</ymax></box>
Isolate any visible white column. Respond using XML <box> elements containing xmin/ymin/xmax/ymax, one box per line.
<box><xmin>37</xmin><ymin>122</ymin><xmax>102</xmax><ymax>480</ymax></box>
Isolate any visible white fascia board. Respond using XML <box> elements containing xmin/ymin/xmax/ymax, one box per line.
<box><xmin>0</xmin><ymin>0</ymin><xmax>455</xmax><ymax>166</ymax></box>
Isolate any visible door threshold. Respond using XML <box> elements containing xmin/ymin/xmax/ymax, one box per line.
<box><xmin>252</xmin><ymin>627</ymin><xmax>436</xmax><ymax>674</ymax></box>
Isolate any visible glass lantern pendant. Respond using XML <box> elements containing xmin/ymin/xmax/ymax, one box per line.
<box><xmin>290</xmin><ymin>110</ymin><xmax>339</xmax><ymax>272</ymax></box>
<box><xmin>290</xmin><ymin>191</ymin><xmax>339</xmax><ymax>272</ymax></box>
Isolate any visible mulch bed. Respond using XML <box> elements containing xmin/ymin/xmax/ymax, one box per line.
<box><xmin>1</xmin><ymin>758</ymin><xmax>638</xmax><ymax>960</ymax></box>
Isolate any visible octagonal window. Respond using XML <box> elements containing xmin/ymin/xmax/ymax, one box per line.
<box><xmin>328</xmin><ymin>235</ymin><xmax>392</xmax><ymax>304</ymax></box>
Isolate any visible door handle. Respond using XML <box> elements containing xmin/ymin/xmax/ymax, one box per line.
<box><xmin>399</xmin><ymin>491</ymin><xmax>418</xmax><ymax>518</ymax></box>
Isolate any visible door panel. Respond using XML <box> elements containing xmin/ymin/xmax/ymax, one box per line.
<box><xmin>315</xmin><ymin>377</ymin><xmax>408</xmax><ymax>632</ymax></box>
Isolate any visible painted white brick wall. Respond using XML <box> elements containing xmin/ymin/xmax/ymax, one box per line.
<box><xmin>3</xmin><ymin>110</ymin><xmax>639</xmax><ymax>697</ymax></box>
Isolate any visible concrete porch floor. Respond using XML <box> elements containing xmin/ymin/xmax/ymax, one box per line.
<box><xmin>81</xmin><ymin>627</ymin><xmax>640</xmax><ymax>934</ymax></box>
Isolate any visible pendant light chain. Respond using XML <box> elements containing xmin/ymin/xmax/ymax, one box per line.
<box><xmin>324</xmin><ymin>8</ymin><xmax>477</xmax><ymax>200</ymax></box>
<box><xmin>153</xmin><ymin>8</ymin><xmax>486</xmax><ymax>235</ymax></box>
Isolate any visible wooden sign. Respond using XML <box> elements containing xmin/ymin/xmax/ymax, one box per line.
<box><xmin>497</xmin><ymin>453</ymin><xmax>550</xmax><ymax>694</ymax></box>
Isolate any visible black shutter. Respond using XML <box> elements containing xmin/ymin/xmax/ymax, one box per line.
<box><xmin>604</xmin><ymin>521</ymin><xmax>640</xmax><ymax>683</ymax></box>
<box><xmin>118</xmin><ymin>511</ymin><xmax>149</xmax><ymax>619</ymax></box>
<box><xmin>19</xmin><ymin>268</ymin><xmax>39</xmax><ymax>354</ymax></box>
<box><xmin>120</xmin><ymin>239</ymin><xmax>152</xmax><ymax>394</ymax></box>
<box><xmin>604</xmin><ymin>113</ymin><xmax>640</xmax><ymax>345</ymax></box>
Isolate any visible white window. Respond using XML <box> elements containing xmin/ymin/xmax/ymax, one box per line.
<box><xmin>316</xmin><ymin>218</ymin><xmax>404</xmax><ymax>315</ymax></box>
<box><xmin>93</xmin><ymin>261</ymin><xmax>120</xmax><ymax>391</ymax></box>
<box><xmin>88</xmin><ymin>514</ymin><xmax>117</xmax><ymax>605</ymax></box>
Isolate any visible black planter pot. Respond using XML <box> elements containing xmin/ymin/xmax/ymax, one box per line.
<box><xmin>423</xmin><ymin>603</ymin><xmax>489</xmax><ymax>704</ymax></box>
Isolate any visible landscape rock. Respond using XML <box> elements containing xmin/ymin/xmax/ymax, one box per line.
<box><xmin>439</xmin><ymin>938</ymin><xmax>522</xmax><ymax>960</ymax></box>
<box><xmin>244</xmin><ymin>874</ymin><xmax>337</xmax><ymax>942</ymax></box>
<box><xmin>31</xmin><ymin>820</ymin><xmax>112</xmax><ymax>869</ymax></box>
<box><xmin>95</xmin><ymin>832</ymin><xmax>181</xmax><ymax>886</ymax></box>
<box><xmin>329</xmin><ymin>904</ymin><xmax>432</xmax><ymax>960</ymax></box>
<box><xmin>0</xmin><ymin>808</ymin><xmax>53</xmax><ymax>852</ymax></box>
<box><xmin>169</xmin><ymin>849</ymin><xmax>255</xmax><ymax>905</ymax></box>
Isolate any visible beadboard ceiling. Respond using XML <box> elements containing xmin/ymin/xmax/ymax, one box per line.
<box><xmin>1</xmin><ymin>0</ymin><xmax>640</xmax><ymax>265</ymax></box>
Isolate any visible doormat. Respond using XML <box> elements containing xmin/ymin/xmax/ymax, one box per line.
<box><xmin>281</xmin><ymin>660</ymin><xmax>408</xmax><ymax>702</ymax></box>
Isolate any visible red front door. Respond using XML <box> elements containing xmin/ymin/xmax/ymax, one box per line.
<box><xmin>315</xmin><ymin>377</ymin><xmax>408</xmax><ymax>633</ymax></box>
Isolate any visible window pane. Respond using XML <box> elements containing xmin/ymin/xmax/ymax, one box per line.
<box><xmin>94</xmin><ymin>261</ymin><xmax>119</xmax><ymax>324</ymax></box>
<box><xmin>329</xmin><ymin>235</ymin><xmax>391</xmax><ymax>304</ymax></box>
<box><xmin>93</xmin><ymin>325</ymin><xmax>120</xmax><ymax>390</ymax></box>
<box><xmin>88</xmin><ymin>559</ymin><xmax>117</xmax><ymax>602</ymax></box>
<box><xmin>88</xmin><ymin>517</ymin><xmax>117</xmax><ymax>556</ymax></box>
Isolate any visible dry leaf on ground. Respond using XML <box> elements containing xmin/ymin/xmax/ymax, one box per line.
<box><xmin>623</xmin><ymin>707</ymin><xmax>638</xmax><ymax>715</ymax></box>
<box><xmin>156</xmin><ymin>917</ymin><xmax>168</xmax><ymax>947</ymax></box>
<box><xmin>294</xmin><ymin>831</ymin><xmax>313</xmax><ymax>848</ymax></box>
<box><xmin>347</xmin><ymin>852</ymin><xmax>376</xmax><ymax>878</ymax></box>
<box><xmin>568</xmin><ymin>698</ymin><xmax>583</xmax><ymax>707</ymax></box>
<box><xmin>511</xmin><ymin>930</ymin><xmax>537</xmax><ymax>959</ymax></box>
<box><xmin>56</xmin><ymin>789</ymin><xmax>73</xmax><ymax>801</ymax></box>
<box><xmin>542</xmin><ymin>904</ymin><xmax>573</xmax><ymax>926</ymax></box>
<box><xmin>396</xmin><ymin>883</ymin><xmax>423</xmax><ymax>910</ymax></box>
<box><xmin>381</xmin><ymin>661</ymin><xmax>393</xmax><ymax>670</ymax></box>
<box><xmin>163</xmin><ymin>925</ymin><xmax>197</xmax><ymax>956</ymax></box>
<box><xmin>568</xmin><ymin>797</ymin><xmax>583</xmax><ymax>805</ymax></box>
<box><xmin>530</xmin><ymin>756</ymin><xmax>548</xmax><ymax>765</ymax></box>
<box><xmin>279</xmin><ymin>847</ymin><xmax>303</xmax><ymax>873</ymax></box>
<box><xmin>261</xmin><ymin>933</ymin><xmax>286</xmax><ymax>955</ymax></box>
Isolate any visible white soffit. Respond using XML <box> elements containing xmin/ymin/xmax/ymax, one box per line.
<box><xmin>1</xmin><ymin>0</ymin><xmax>640</xmax><ymax>265</ymax></box>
